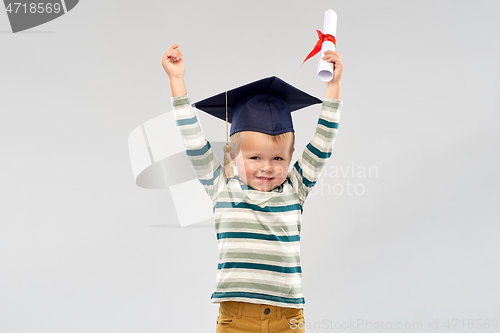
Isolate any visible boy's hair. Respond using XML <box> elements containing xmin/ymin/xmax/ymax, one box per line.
<box><xmin>230</xmin><ymin>131</ymin><xmax>295</xmax><ymax>154</ymax></box>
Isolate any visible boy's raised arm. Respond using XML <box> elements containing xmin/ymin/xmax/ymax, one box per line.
<box><xmin>161</xmin><ymin>44</ymin><xmax>225</xmax><ymax>202</ymax></box>
<box><xmin>289</xmin><ymin>51</ymin><xmax>344</xmax><ymax>206</ymax></box>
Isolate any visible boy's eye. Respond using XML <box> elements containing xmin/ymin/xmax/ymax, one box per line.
<box><xmin>274</xmin><ymin>157</ymin><xmax>283</xmax><ymax>161</ymax></box>
<box><xmin>250</xmin><ymin>156</ymin><xmax>260</xmax><ymax>160</ymax></box>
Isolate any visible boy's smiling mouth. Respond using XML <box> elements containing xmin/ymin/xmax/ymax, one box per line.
<box><xmin>255</xmin><ymin>176</ymin><xmax>274</xmax><ymax>181</ymax></box>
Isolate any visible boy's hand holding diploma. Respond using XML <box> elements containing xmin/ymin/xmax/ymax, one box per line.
<box><xmin>323</xmin><ymin>50</ymin><xmax>343</xmax><ymax>100</ymax></box>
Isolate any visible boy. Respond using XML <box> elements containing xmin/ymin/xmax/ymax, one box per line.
<box><xmin>162</xmin><ymin>44</ymin><xmax>343</xmax><ymax>332</ymax></box>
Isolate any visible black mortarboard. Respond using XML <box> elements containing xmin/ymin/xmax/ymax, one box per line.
<box><xmin>192</xmin><ymin>76</ymin><xmax>322</xmax><ymax>136</ymax></box>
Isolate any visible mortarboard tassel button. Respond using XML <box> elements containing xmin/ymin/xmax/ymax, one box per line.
<box><xmin>223</xmin><ymin>144</ymin><xmax>234</xmax><ymax>178</ymax></box>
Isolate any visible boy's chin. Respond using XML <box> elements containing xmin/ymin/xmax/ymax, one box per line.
<box><xmin>252</xmin><ymin>185</ymin><xmax>273</xmax><ymax>192</ymax></box>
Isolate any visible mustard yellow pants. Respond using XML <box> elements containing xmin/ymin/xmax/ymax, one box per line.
<box><xmin>216</xmin><ymin>301</ymin><xmax>305</xmax><ymax>332</ymax></box>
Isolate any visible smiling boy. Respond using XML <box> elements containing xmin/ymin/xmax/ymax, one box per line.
<box><xmin>162</xmin><ymin>44</ymin><xmax>343</xmax><ymax>332</ymax></box>
<box><xmin>231</xmin><ymin>130</ymin><xmax>294</xmax><ymax>192</ymax></box>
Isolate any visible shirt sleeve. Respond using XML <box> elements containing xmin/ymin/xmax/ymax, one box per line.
<box><xmin>288</xmin><ymin>98</ymin><xmax>343</xmax><ymax>207</ymax></box>
<box><xmin>171</xmin><ymin>94</ymin><xmax>225</xmax><ymax>203</ymax></box>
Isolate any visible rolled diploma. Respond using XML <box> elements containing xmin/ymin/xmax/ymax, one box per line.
<box><xmin>317</xmin><ymin>9</ymin><xmax>337</xmax><ymax>82</ymax></box>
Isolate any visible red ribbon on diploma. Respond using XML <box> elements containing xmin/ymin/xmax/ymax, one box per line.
<box><xmin>302</xmin><ymin>30</ymin><xmax>337</xmax><ymax>65</ymax></box>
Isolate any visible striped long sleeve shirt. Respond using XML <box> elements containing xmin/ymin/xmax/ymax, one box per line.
<box><xmin>172</xmin><ymin>94</ymin><xmax>342</xmax><ymax>308</ymax></box>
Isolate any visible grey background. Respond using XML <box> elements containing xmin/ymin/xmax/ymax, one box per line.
<box><xmin>1</xmin><ymin>0</ymin><xmax>499</xmax><ymax>332</ymax></box>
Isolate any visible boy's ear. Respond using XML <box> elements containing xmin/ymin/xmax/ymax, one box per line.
<box><xmin>230</xmin><ymin>147</ymin><xmax>236</xmax><ymax>166</ymax></box>
<box><xmin>229</xmin><ymin>142</ymin><xmax>240</xmax><ymax>163</ymax></box>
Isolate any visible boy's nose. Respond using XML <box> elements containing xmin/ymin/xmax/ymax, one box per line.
<box><xmin>261</xmin><ymin>163</ymin><xmax>272</xmax><ymax>173</ymax></box>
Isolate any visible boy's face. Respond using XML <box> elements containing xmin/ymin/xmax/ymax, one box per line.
<box><xmin>232</xmin><ymin>131</ymin><xmax>294</xmax><ymax>192</ymax></box>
